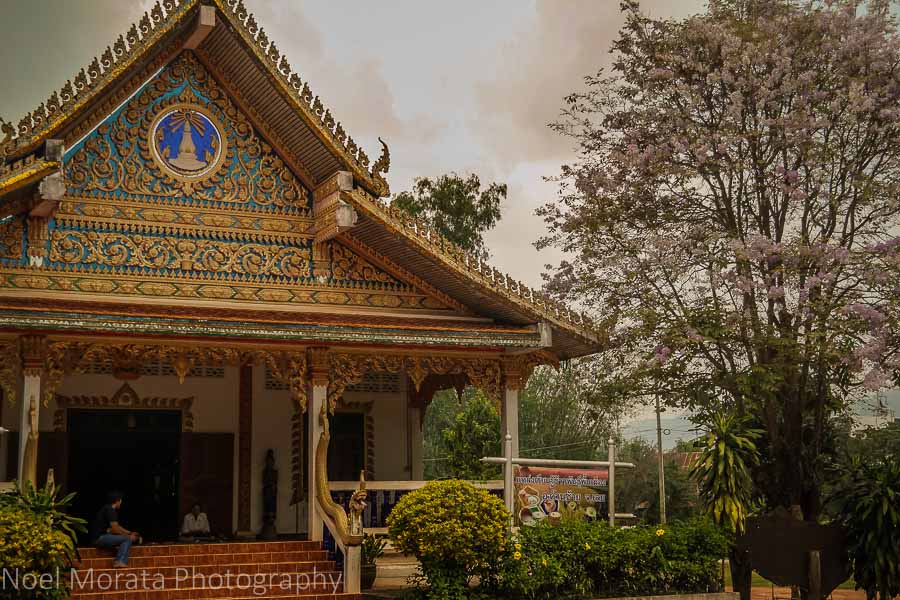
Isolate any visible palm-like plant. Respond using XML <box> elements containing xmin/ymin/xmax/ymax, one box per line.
<box><xmin>690</xmin><ymin>411</ymin><xmax>762</xmax><ymax>534</ymax></box>
<box><xmin>0</xmin><ymin>478</ymin><xmax>87</xmax><ymax>551</ymax></box>
<box><xmin>827</xmin><ymin>456</ymin><xmax>900</xmax><ymax>600</ymax></box>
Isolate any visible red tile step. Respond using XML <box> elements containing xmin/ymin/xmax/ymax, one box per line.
<box><xmin>78</xmin><ymin>550</ymin><xmax>328</xmax><ymax>569</ymax></box>
<box><xmin>78</xmin><ymin>541</ymin><xmax>319</xmax><ymax>558</ymax></box>
<box><xmin>68</xmin><ymin>541</ymin><xmax>352</xmax><ymax>598</ymax></box>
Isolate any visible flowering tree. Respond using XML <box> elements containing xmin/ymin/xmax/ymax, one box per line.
<box><xmin>539</xmin><ymin>0</ymin><xmax>900</xmax><ymax>520</ymax></box>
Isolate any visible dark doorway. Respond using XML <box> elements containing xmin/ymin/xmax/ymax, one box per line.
<box><xmin>327</xmin><ymin>412</ymin><xmax>365</xmax><ymax>482</ymax></box>
<box><xmin>67</xmin><ymin>409</ymin><xmax>181</xmax><ymax>543</ymax></box>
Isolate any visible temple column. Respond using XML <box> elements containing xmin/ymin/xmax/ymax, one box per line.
<box><xmin>307</xmin><ymin>348</ymin><xmax>329</xmax><ymax>541</ymax></box>
<box><xmin>18</xmin><ymin>336</ymin><xmax>47</xmax><ymax>485</ymax></box>
<box><xmin>409</xmin><ymin>404</ymin><xmax>424</xmax><ymax>480</ymax></box>
<box><xmin>500</xmin><ymin>358</ymin><xmax>522</xmax><ymax>458</ymax></box>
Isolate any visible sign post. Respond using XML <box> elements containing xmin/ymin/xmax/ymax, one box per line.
<box><xmin>483</xmin><ymin>432</ymin><xmax>635</xmax><ymax>530</ymax></box>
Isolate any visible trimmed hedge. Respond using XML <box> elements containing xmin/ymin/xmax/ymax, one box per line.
<box><xmin>495</xmin><ymin>518</ymin><xmax>728</xmax><ymax>599</ymax></box>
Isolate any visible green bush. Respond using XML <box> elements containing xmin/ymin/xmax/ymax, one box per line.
<box><xmin>387</xmin><ymin>479</ymin><xmax>509</xmax><ymax>600</ymax></box>
<box><xmin>495</xmin><ymin>518</ymin><xmax>728</xmax><ymax>599</ymax></box>
<box><xmin>828</xmin><ymin>456</ymin><xmax>900</xmax><ymax>600</ymax></box>
<box><xmin>0</xmin><ymin>503</ymin><xmax>73</xmax><ymax>600</ymax></box>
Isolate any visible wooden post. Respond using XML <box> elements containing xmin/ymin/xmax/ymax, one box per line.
<box><xmin>608</xmin><ymin>437</ymin><xmax>616</xmax><ymax>526</ymax></box>
<box><xmin>237</xmin><ymin>364</ymin><xmax>252</xmax><ymax>533</ymax></box>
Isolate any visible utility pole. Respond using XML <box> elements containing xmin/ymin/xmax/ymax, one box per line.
<box><xmin>655</xmin><ymin>394</ymin><xmax>667</xmax><ymax>524</ymax></box>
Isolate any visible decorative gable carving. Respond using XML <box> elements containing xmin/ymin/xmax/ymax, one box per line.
<box><xmin>66</xmin><ymin>51</ymin><xmax>309</xmax><ymax>210</ymax></box>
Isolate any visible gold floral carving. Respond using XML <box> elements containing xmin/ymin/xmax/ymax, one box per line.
<box><xmin>44</xmin><ymin>341</ymin><xmax>308</xmax><ymax>410</ymax></box>
<box><xmin>330</xmin><ymin>242</ymin><xmax>399</xmax><ymax>286</ymax></box>
<box><xmin>326</xmin><ymin>352</ymin><xmax>502</xmax><ymax>412</ymax></box>
<box><xmin>501</xmin><ymin>350</ymin><xmax>560</xmax><ymax>391</ymax></box>
<box><xmin>0</xmin><ymin>340</ymin><xmax>21</xmax><ymax>405</ymax></box>
<box><xmin>0</xmin><ymin>217</ymin><xmax>24</xmax><ymax>261</ymax></box>
<box><xmin>49</xmin><ymin>230</ymin><xmax>310</xmax><ymax>279</ymax></box>
<box><xmin>54</xmin><ymin>382</ymin><xmax>195</xmax><ymax>432</ymax></box>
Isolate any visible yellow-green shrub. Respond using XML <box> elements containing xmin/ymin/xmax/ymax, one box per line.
<box><xmin>0</xmin><ymin>504</ymin><xmax>73</xmax><ymax>600</ymax></box>
<box><xmin>387</xmin><ymin>480</ymin><xmax>509</xmax><ymax>599</ymax></box>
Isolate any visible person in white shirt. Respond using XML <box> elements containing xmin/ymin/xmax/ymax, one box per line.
<box><xmin>181</xmin><ymin>503</ymin><xmax>211</xmax><ymax>540</ymax></box>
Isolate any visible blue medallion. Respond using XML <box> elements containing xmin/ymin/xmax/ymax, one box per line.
<box><xmin>151</xmin><ymin>107</ymin><xmax>223</xmax><ymax>178</ymax></box>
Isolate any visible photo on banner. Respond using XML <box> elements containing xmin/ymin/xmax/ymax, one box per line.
<box><xmin>513</xmin><ymin>466</ymin><xmax>608</xmax><ymax>526</ymax></box>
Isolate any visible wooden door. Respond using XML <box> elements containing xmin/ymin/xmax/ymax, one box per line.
<box><xmin>180</xmin><ymin>433</ymin><xmax>234</xmax><ymax>536</ymax></box>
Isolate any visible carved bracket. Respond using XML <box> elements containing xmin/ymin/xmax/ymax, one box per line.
<box><xmin>327</xmin><ymin>351</ymin><xmax>503</xmax><ymax>413</ymax></box>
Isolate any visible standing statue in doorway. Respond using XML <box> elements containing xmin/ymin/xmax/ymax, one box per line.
<box><xmin>259</xmin><ymin>449</ymin><xmax>278</xmax><ymax>541</ymax></box>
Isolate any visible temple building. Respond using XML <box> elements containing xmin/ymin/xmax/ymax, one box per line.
<box><xmin>0</xmin><ymin>0</ymin><xmax>605</xmax><ymax>593</ymax></box>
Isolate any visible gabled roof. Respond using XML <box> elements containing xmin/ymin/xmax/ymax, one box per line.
<box><xmin>0</xmin><ymin>0</ymin><xmax>390</xmax><ymax>197</ymax></box>
<box><xmin>0</xmin><ymin>0</ymin><xmax>609</xmax><ymax>359</ymax></box>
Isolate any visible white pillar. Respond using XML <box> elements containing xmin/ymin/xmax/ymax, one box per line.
<box><xmin>307</xmin><ymin>380</ymin><xmax>326</xmax><ymax>541</ymax></box>
<box><xmin>18</xmin><ymin>372</ymin><xmax>41</xmax><ymax>482</ymax></box>
<box><xmin>409</xmin><ymin>405</ymin><xmax>424</xmax><ymax>481</ymax></box>
<box><xmin>502</xmin><ymin>386</ymin><xmax>520</xmax><ymax>458</ymax></box>
<box><xmin>344</xmin><ymin>545</ymin><xmax>361</xmax><ymax>594</ymax></box>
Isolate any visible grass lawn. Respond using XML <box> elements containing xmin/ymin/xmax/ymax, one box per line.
<box><xmin>723</xmin><ymin>569</ymin><xmax>856</xmax><ymax>590</ymax></box>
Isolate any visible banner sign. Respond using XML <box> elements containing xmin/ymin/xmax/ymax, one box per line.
<box><xmin>513</xmin><ymin>466</ymin><xmax>608</xmax><ymax>526</ymax></box>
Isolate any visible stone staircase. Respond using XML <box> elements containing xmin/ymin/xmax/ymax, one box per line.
<box><xmin>71</xmin><ymin>540</ymin><xmax>360</xmax><ymax>600</ymax></box>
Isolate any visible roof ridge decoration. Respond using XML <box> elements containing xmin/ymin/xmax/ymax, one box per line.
<box><xmin>342</xmin><ymin>187</ymin><xmax>608</xmax><ymax>345</ymax></box>
<box><xmin>213</xmin><ymin>0</ymin><xmax>390</xmax><ymax>195</ymax></box>
<box><xmin>0</xmin><ymin>0</ymin><xmax>391</xmax><ymax>197</ymax></box>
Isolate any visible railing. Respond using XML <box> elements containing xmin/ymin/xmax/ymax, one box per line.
<box><xmin>329</xmin><ymin>480</ymin><xmax>504</xmax><ymax>530</ymax></box>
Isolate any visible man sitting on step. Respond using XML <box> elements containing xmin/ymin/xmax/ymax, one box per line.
<box><xmin>90</xmin><ymin>491</ymin><xmax>140</xmax><ymax>568</ymax></box>
<box><xmin>179</xmin><ymin>502</ymin><xmax>212</xmax><ymax>542</ymax></box>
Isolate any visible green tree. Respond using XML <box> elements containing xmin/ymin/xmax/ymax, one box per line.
<box><xmin>519</xmin><ymin>361</ymin><xmax>622</xmax><ymax>461</ymax></box>
<box><xmin>443</xmin><ymin>391</ymin><xmax>501</xmax><ymax>480</ymax></box>
<box><xmin>393</xmin><ymin>173</ymin><xmax>505</xmax><ymax>259</ymax></box>
<box><xmin>616</xmin><ymin>437</ymin><xmax>699</xmax><ymax>524</ymax></box>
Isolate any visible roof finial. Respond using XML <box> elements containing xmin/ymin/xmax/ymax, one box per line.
<box><xmin>371</xmin><ymin>137</ymin><xmax>390</xmax><ymax>177</ymax></box>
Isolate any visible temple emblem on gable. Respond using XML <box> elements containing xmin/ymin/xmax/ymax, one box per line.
<box><xmin>150</xmin><ymin>104</ymin><xmax>226</xmax><ymax>181</ymax></box>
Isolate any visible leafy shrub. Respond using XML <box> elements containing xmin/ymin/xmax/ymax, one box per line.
<box><xmin>495</xmin><ymin>518</ymin><xmax>728</xmax><ymax>599</ymax></box>
<box><xmin>387</xmin><ymin>479</ymin><xmax>509</xmax><ymax>599</ymax></box>
<box><xmin>0</xmin><ymin>503</ymin><xmax>73</xmax><ymax>600</ymax></box>
<box><xmin>361</xmin><ymin>533</ymin><xmax>388</xmax><ymax>565</ymax></box>
<box><xmin>0</xmin><ymin>479</ymin><xmax>86</xmax><ymax>544</ymax></box>
<box><xmin>828</xmin><ymin>456</ymin><xmax>900</xmax><ymax>600</ymax></box>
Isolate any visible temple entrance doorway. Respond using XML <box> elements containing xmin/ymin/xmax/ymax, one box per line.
<box><xmin>67</xmin><ymin>409</ymin><xmax>181</xmax><ymax>543</ymax></box>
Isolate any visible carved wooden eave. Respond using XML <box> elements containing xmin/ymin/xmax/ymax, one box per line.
<box><xmin>0</xmin><ymin>0</ymin><xmax>390</xmax><ymax>198</ymax></box>
<box><xmin>339</xmin><ymin>188</ymin><xmax>610</xmax><ymax>359</ymax></box>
